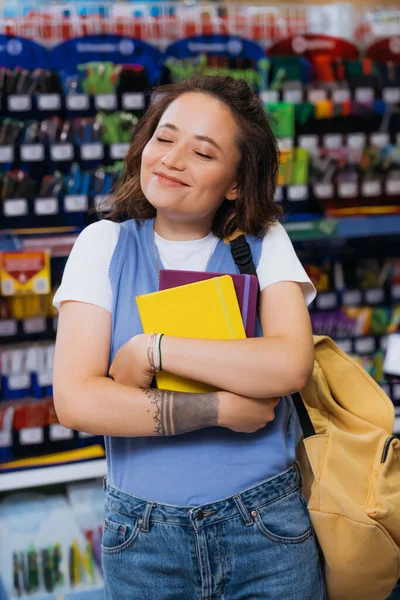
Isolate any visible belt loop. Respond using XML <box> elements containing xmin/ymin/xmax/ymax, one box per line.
<box><xmin>233</xmin><ymin>494</ymin><xmax>254</xmax><ymax>526</ymax></box>
<box><xmin>294</xmin><ymin>461</ymin><xmax>303</xmax><ymax>488</ymax></box>
<box><xmin>140</xmin><ymin>501</ymin><xmax>155</xmax><ymax>533</ymax></box>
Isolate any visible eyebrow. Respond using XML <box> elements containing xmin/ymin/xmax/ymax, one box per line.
<box><xmin>158</xmin><ymin>123</ymin><xmax>222</xmax><ymax>152</ymax></box>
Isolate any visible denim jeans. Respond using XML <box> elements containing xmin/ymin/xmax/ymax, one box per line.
<box><xmin>102</xmin><ymin>464</ymin><xmax>326</xmax><ymax>600</ymax></box>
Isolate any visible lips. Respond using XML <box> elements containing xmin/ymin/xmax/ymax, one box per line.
<box><xmin>153</xmin><ymin>172</ymin><xmax>189</xmax><ymax>186</ymax></box>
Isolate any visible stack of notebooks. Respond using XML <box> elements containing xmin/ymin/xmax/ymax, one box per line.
<box><xmin>136</xmin><ymin>270</ymin><xmax>258</xmax><ymax>393</ymax></box>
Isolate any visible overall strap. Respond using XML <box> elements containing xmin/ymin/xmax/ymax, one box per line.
<box><xmin>229</xmin><ymin>234</ymin><xmax>316</xmax><ymax>439</ymax></box>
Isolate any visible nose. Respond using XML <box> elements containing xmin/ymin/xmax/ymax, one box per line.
<box><xmin>161</xmin><ymin>146</ymin><xmax>186</xmax><ymax>171</ymax></box>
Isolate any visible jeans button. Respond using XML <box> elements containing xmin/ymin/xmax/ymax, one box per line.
<box><xmin>197</xmin><ymin>510</ymin><xmax>204</xmax><ymax>520</ymax></box>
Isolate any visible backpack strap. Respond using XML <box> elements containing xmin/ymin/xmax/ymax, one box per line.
<box><xmin>230</xmin><ymin>234</ymin><xmax>316</xmax><ymax>439</ymax></box>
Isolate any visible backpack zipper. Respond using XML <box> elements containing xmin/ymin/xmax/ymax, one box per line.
<box><xmin>381</xmin><ymin>436</ymin><xmax>397</xmax><ymax>464</ymax></box>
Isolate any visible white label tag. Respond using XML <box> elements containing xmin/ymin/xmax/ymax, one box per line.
<box><xmin>81</xmin><ymin>143</ymin><xmax>104</xmax><ymax>161</ymax></box>
<box><xmin>0</xmin><ymin>319</ymin><xmax>17</xmax><ymax>336</ymax></box>
<box><xmin>8</xmin><ymin>373</ymin><xmax>31</xmax><ymax>390</ymax></box>
<box><xmin>355</xmin><ymin>337</ymin><xmax>375</xmax><ymax>354</ymax></box>
<box><xmin>392</xmin><ymin>284</ymin><xmax>400</xmax><ymax>300</ymax></box>
<box><xmin>308</xmin><ymin>88</ymin><xmax>327</xmax><ymax>103</ymax></box>
<box><xmin>95</xmin><ymin>94</ymin><xmax>117</xmax><ymax>111</ymax></box>
<box><xmin>314</xmin><ymin>183</ymin><xmax>334</xmax><ymax>199</ymax></box>
<box><xmin>323</xmin><ymin>134</ymin><xmax>343</xmax><ymax>150</ymax></box>
<box><xmin>21</xmin><ymin>144</ymin><xmax>44</xmax><ymax>162</ymax></box>
<box><xmin>4</xmin><ymin>198</ymin><xmax>28</xmax><ymax>217</ymax></box>
<box><xmin>38</xmin><ymin>371</ymin><xmax>53</xmax><ymax>387</ymax></box>
<box><xmin>336</xmin><ymin>339</ymin><xmax>352</xmax><ymax>354</ymax></box>
<box><xmin>287</xmin><ymin>185</ymin><xmax>307</xmax><ymax>201</ymax></box>
<box><xmin>299</xmin><ymin>135</ymin><xmax>319</xmax><ymax>152</ymax></box>
<box><xmin>34</xmin><ymin>198</ymin><xmax>59</xmax><ymax>216</ymax></box>
<box><xmin>386</xmin><ymin>180</ymin><xmax>400</xmax><ymax>195</ymax></box>
<box><xmin>365</xmin><ymin>288</ymin><xmax>384</xmax><ymax>304</ymax></box>
<box><xmin>283</xmin><ymin>89</ymin><xmax>302</xmax><ymax>104</ymax></box>
<box><xmin>260</xmin><ymin>90</ymin><xmax>279</xmax><ymax>103</ymax></box>
<box><xmin>37</xmin><ymin>93</ymin><xmax>61</xmax><ymax>111</ymax></box>
<box><xmin>383</xmin><ymin>88</ymin><xmax>400</xmax><ymax>103</ymax></box>
<box><xmin>20</xmin><ymin>427</ymin><xmax>44</xmax><ymax>445</ymax></box>
<box><xmin>64</xmin><ymin>194</ymin><xmax>88</xmax><ymax>213</ymax></box>
<box><xmin>355</xmin><ymin>87</ymin><xmax>374</xmax><ymax>103</ymax></box>
<box><xmin>347</xmin><ymin>133</ymin><xmax>366</xmax><ymax>149</ymax></box>
<box><xmin>370</xmin><ymin>133</ymin><xmax>389</xmax><ymax>148</ymax></box>
<box><xmin>8</xmin><ymin>95</ymin><xmax>31</xmax><ymax>111</ymax></box>
<box><xmin>122</xmin><ymin>92</ymin><xmax>145</xmax><ymax>110</ymax></box>
<box><xmin>338</xmin><ymin>181</ymin><xmax>357</xmax><ymax>198</ymax></box>
<box><xmin>49</xmin><ymin>424</ymin><xmax>74</xmax><ymax>441</ymax></box>
<box><xmin>50</xmin><ymin>143</ymin><xmax>74</xmax><ymax>162</ymax></box>
<box><xmin>23</xmin><ymin>317</ymin><xmax>47</xmax><ymax>334</ymax></box>
<box><xmin>274</xmin><ymin>187</ymin><xmax>283</xmax><ymax>203</ymax></box>
<box><xmin>332</xmin><ymin>88</ymin><xmax>350</xmax><ymax>103</ymax></box>
<box><xmin>0</xmin><ymin>145</ymin><xmax>14</xmax><ymax>162</ymax></box>
<box><xmin>361</xmin><ymin>180</ymin><xmax>382</xmax><ymax>197</ymax></box>
<box><xmin>66</xmin><ymin>94</ymin><xmax>90</xmax><ymax>111</ymax></box>
<box><xmin>110</xmin><ymin>143</ymin><xmax>129</xmax><ymax>160</ymax></box>
<box><xmin>316</xmin><ymin>292</ymin><xmax>337</xmax><ymax>310</ymax></box>
<box><xmin>343</xmin><ymin>290</ymin><xmax>362</xmax><ymax>305</ymax></box>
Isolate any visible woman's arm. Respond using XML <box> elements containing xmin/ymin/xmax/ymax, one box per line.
<box><xmin>159</xmin><ymin>281</ymin><xmax>314</xmax><ymax>398</ymax></box>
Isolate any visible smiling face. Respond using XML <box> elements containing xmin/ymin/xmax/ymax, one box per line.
<box><xmin>140</xmin><ymin>92</ymin><xmax>241</xmax><ymax>227</ymax></box>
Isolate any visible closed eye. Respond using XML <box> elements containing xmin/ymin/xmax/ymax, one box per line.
<box><xmin>156</xmin><ymin>137</ymin><xmax>172</xmax><ymax>143</ymax></box>
<box><xmin>195</xmin><ymin>151</ymin><xmax>213</xmax><ymax>160</ymax></box>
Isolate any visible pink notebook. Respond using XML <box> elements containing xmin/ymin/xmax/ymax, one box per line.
<box><xmin>159</xmin><ymin>269</ymin><xmax>258</xmax><ymax>338</ymax></box>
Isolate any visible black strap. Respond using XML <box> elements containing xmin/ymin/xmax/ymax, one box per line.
<box><xmin>230</xmin><ymin>235</ymin><xmax>316</xmax><ymax>438</ymax></box>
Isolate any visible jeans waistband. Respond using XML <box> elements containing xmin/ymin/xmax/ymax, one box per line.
<box><xmin>104</xmin><ymin>464</ymin><xmax>301</xmax><ymax>531</ymax></box>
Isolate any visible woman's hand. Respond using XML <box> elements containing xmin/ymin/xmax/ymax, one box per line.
<box><xmin>218</xmin><ymin>391</ymin><xmax>280</xmax><ymax>433</ymax></box>
<box><xmin>109</xmin><ymin>334</ymin><xmax>154</xmax><ymax>389</ymax></box>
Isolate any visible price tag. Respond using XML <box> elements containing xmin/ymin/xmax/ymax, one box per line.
<box><xmin>4</xmin><ymin>199</ymin><xmax>28</xmax><ymax>217</ymax></box>
<box><xmin>20</xmin><ymin>427</ymin><xmax>44</xmax><ymax>445</ymax></box>
<box><xmin>8</xmin><ymin>94</ymin><xmax>31</xmax><ymax>111</ymax></box>
<box><xmin>336</xmin><ymin>339</ymin><xmax>352</xmax><ymax>354</ymax></box>
<box><xmin>355</xmin><ymin>87</ymin><xmax>374</xmax><ymax>103</ymax></box>
<box><xmin>122</xmin><ymin>92</ymin><xmax>145</xmax><ymax>110</ymax></box>
<box><xmin>370</xmin><ymin>133</ymin><xmax>389</xmax><ymax>148</ymax></box>
<box><xmin>361</xmin><ymin>180</ymin><xmax>381</xmax><ymax>197</ymax></box>
<box><xmin>38</xmin><ymin>371</ymin><xmax>53</xmax><ymax>386</ymax></box>
<box><xmin>23</xmin><ymin>317</ymin><xmax>47</xmax><ymax>334</ymax></box>
<box><xmin>277</xmin><ymin>137</ymin><xmax>294</xmax><ymax>151</ymax></box>
<box><xmin>50</xmin><ymin>143</ymin><xmax>74</xmax><ymax>162</ymax></box>
<box><xmin>64</xmin><ymin>194</ymin><xmax>89</xmax><ymax>213</ymax></box>
<box><xmin>37</xmin><ymin>93</ymin><xmax>61</xmax><ymax>111</ymax></box>
<box><xmin>338</xmin><ymin>181</ymin><xmax>357</xmax><ymax>198</ymax></box>
<box><xmin>365</xmin><ymin>288</ymin><xmax>384</xmax><ymax>304</ymax></box>
<box><xmin>34</xmin><ymin>198</ymin><xmax>59</xmax><ymax>216</ymax></box>
<box><xmin>316</xmin><ymin>292</ymin><xmax>337</xmax><ymax>310</ymax></box>
<box><xmin>287</xmin><ymin>185</ymin><xmax>308</xmax><ymax>201</ymax></box>
<box><xmin>49</xmin><ymin>424</ymin><xmax>74</xmax><ymax>441</ymax></box>
<box><xmin>299</xmin><ymin>135</ymin><xmax>319</xmax><ymax>152</ymax></box>
<box><xmin>342</xmin><ymin>290</ymin><xmax>362</xmax><ymax>306</ymax></box>
<box><xmin>110</xmin><ymin>143</ymin><xmax>129</xmax><ymax>160</ymax></box>
<box><xmin>393</xmin><ymin>384</ymin><xmax>400</xmax><ymax>401</ymax></box>
<box><xmin>66</xmin><ymin>94</ymin><xmax>90</xmax><ymax>111</ymax></box>
<box><xmin>323</xmin><ymin>134</ymin><xmax>343</xmax><ymax>150</ymax></box>
<box><xmin>0</xmin><ymin>146</ymin><xmax>14</xmax><ymax>162</ymax></box>
<box><xmin>81</xmin><ymin>143</ymin><xmax>104</xmax><ymax>161</ymax></box>
<box><xmin>392</xmin><ymin>284</ymin><xmax>400</xmax><ymax>300</ymax></box>
<box><xmin>95</xmin><ymin>94</ymin><xmax>117</xmax><ymax>111</ymax></box>
<box><xmin>283</xmin><ymin>89</ymin><xmax>302</xmax><ymax>104</ymax></box>
<box><xmin>20</xmin><ymin>144</ymin><xmax>44</xmax><ymax>162</ymax></box>
<box><xmin>355</xmin><ymin>337</ymin><xmax>375</xmax><ymax>355</ymax></box>
<box><xmin>332</xmin><ymin>88</ymin><xmax>350</xmax><ymax>103</ymax></box>
<box><xmin>313</xmin><ymin>183</ymin><xmax>334</xmax><ymax>199</ymax></box>
<box><xmin>383</xmin><ymin>88</ymin><xmax>400</xmax><ymax>103</ymax></box>
<box><xmin>386</xmin><ymin>179</ymin><xmax>400</xmax><ymax>195</ymax></box>
<box><xmin>308</xmin><ymin>88</ymin><xmax>327</xmax><ymax>103</ymax></box>
<box><xmin>274</xmin><ymin>187</ymin><xmax>283</xmax><ymax>203</ymax></box>
<box><xmin>0</xmin><ymin>319</ymin><xmax>17</xmax><ymax>336</ymax></box>
<box><xmin>347</xmin><ymin>133</ymin><xmax>366</xmax><ymax>149</ymax></box>
<box><xmin>260</xmin><ymin>90</ymin><xmax>279</xmax><ymax>103</ymax></box>
<box><xmin>8</xmin><ymin>373</ymin><xmax>31</xmax><ymax>390</ymax></box>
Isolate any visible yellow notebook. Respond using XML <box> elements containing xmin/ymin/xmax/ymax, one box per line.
<box><xmin>136</xmin><ymin>275</ymin><xmax>246</xmax><ymax>393</ymax></box>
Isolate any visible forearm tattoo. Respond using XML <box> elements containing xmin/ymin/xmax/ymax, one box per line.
<box><xmin>143</xmin><ymin>389</ymin><xmax>219</xmax><ymax>436</ymax></box>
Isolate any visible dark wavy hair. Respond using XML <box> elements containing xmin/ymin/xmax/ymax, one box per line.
<box><xmin>106</xmin><ymin>75</ymin><xmax>282</xmax><ymax>239</ymax></box>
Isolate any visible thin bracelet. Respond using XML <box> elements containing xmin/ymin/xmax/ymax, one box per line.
<box><xmin>147</xmin><ymin>333</ymin><xmax>156</xmax><ymax>372</ymax></box>
<box><xmin>153</xmin><ymin>334</ymin><xmax>160</xmax><ymax>372</ymax></box>
<box><xmin>158</xmin><ymin>334</ymin><xmax>164</xmax><ymax>372</ymax></box>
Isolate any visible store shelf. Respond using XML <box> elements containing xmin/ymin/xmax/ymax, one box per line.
<box><xmin>284</xmin><ymin>215</ymin><xmax>400</xmax><ymax>241</ymax></box>
<box><xmin>0</xmin><ymin>458</ymin><xmax>107</xmax><ymax>492</ymax></box>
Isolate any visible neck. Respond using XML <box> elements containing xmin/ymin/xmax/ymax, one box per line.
<box><xmin>154</xmin><ymin>213</ymin><xmax>213</xmax><ymax>241</ymax></box>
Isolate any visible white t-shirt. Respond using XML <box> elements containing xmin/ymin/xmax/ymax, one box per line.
<box><xmin>53</xmin><ymin>220</ymin><xmax>316</xmax><ymax>312</ymax></box>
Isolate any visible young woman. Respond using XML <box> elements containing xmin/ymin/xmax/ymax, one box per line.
<box><xmin>53</xmin><ymin>75</ymin><xmax>325</xmax><ymax>599</ymax></box>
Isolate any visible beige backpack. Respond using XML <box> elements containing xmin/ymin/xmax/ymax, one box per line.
<box><xmin>295</xmin><ymin>336</ymin><xmax>400</xmax><ymax>600</ymax></box>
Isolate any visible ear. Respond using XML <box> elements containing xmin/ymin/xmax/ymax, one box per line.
<box><xmin>225</xmin><ymin>183</ymin><xmax>238</xmax><ymax>202</ymax></box>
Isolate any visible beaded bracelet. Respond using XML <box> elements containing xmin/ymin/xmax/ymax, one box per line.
<box><xmin>147</xmin><ymin>332</ymin><xmax>164</xmax><ymax>372</ymax></box>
